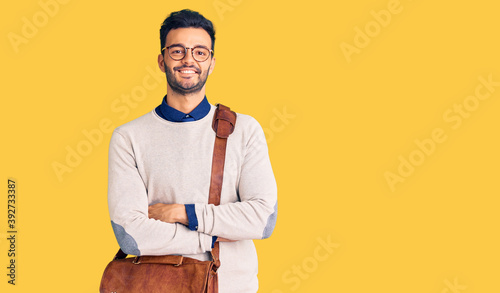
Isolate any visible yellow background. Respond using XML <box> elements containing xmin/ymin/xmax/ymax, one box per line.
<box><xmin>1</xmin><ymin>0</ymin><xmax>499</xmax><ymax>292</ymax></box>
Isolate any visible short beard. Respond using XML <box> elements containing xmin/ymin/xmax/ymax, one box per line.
<box><xmin>165</xmin><ymin>63</ymin><xmax>210</xmax><ymax>96</ymax></box>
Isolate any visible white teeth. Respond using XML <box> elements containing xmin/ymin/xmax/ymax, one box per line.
<box><xmin>180</xmin><ymin>70</ymin><xmax>195</xmax><ymax>73</ymax></box>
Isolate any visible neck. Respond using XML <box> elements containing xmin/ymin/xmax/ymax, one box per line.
<box><xmin>166</xmin><ymin>88</ymin><xmax>206</xmax><ymax>113</ymax></box>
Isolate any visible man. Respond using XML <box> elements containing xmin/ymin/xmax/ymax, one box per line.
<box><xmin>107</xmin><ymin>9</ymin><xmax>278</xmax><ymax>292</ymax></box>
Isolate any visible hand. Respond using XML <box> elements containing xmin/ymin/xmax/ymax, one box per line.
<box><xmin>148</xmin><ymin>203</ymin><xmax>188</xmax><ymax>225</ymax></box>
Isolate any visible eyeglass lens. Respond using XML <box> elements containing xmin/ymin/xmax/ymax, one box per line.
<box><xmin>168</xmin><ymin>46</ymin><xmax>210</xmax><ymax>62</ymax></box>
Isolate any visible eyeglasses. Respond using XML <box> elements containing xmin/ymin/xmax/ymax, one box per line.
<box><xmin>161</xmin><ymin>45</ymin><xmax>213</xmax><ymax>62</ymax></box>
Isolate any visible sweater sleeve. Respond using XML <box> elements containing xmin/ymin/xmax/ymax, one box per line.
<box><xmin>194</xmin><ymin>117</ymin><xmax>278</xmax><ymax>240</ymax></box>
<box><xmin>107</xmin><ymin>130</ymin><xmax>213</xmax><ymax>256</ymax></box>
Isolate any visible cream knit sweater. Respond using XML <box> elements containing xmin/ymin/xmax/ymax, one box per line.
<box><xmin>107</xmin><ymin>104</ymin><xmax>278</xmax><ymax>293</ymax></box>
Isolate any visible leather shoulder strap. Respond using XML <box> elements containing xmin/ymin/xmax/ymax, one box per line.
<box><xmin>212</xmin><ymin>103</ymin><xmax>236</xmax><ymax>139</ymax></box>
<box><xmin>209</xmin><ymin>103</ymin><xmax>237</xmax><ymax>269</ymax></box>
<box><xmin>209</xmin><ymin>104</ymin><xmax>236</xmax><ymax>205</ymax></box>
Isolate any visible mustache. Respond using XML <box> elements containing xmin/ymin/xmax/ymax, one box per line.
<box><xmin>173</xmin><ymin>65</ymin><xmax>200</xmax><ymax>73</ymax></box>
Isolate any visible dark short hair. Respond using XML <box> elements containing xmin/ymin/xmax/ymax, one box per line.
<box><xmin>159</xmin><ymin>9</ymin><xmax>216</xmax><ymax>53</ymax></box>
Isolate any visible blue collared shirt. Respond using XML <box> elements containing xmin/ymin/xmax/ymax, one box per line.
<box><xmin>154</xmin><ymin>95</ymin><xmax>217</xmax><ymax>247</ymax></box>
<box><xmin>155</xmin><ymin>94</ymin><xmax>211</xmax><ymax>122</ymax></box>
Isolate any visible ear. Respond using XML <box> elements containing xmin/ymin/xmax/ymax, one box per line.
<box><xmin>208</xmin><ymin>56</ymin><xmax>216</xmax><ymax>75</ymax></box>
<box><xmin>158</xmin><ymin>53</ymin><xmax>166</xmax><ymax>73</ymax></box>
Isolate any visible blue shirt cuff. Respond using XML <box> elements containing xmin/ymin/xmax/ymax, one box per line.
<box><xmin>211</xmin><ymin>236</ymin><xmax>218</xmax><ymax>248</ymax></box>
<box><xmin>184</xmin><ymin>204</ymin><xmax>198</xmax><ymax>231</ymax></box>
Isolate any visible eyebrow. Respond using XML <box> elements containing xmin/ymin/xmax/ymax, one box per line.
<box><xmin>167</xmin><ymin>43</ymin><xmax>210</xmax><ymax>50</ymax></box>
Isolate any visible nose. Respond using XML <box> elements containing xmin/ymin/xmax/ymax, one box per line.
<box><xmin>182</xmin><ymin>48</ymin><xmax>196</xmax><ymax>63</ymax></box>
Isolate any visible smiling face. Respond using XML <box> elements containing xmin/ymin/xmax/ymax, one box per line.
<box><xmin>158</xmin><ymin>27</ymin><xmax>215</xmax><ymax>96</ymax></box>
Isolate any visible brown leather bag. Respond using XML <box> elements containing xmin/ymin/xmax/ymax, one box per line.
<box><xmin>100</xmin><ymin>104</ymin><xmax>237</xmax><ymax>293</ymax></box>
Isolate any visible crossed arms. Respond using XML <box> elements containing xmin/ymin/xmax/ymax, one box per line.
<box><xmin>107</xmin><ymin>118</ymin><xmax>277</xmax><ymax>256</ymax></box>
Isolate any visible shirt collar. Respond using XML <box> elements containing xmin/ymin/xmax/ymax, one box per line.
<box><xmin>158</xmin><ymin>95</ymin><xmax>211</xmax><ymax>122</ymax></box>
